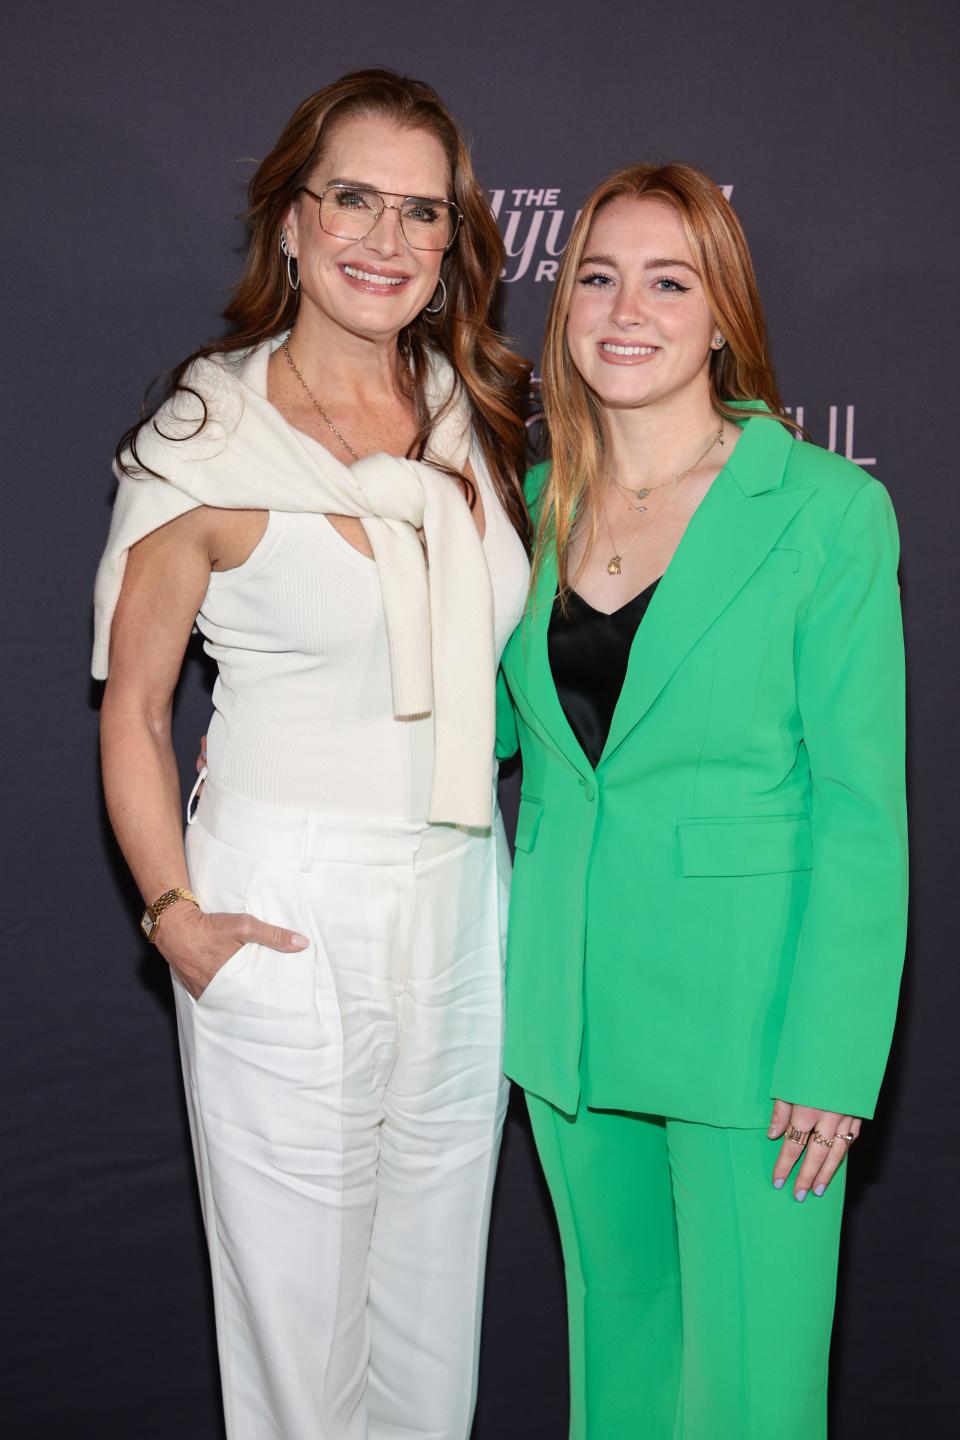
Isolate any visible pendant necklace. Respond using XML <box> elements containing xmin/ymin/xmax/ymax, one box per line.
<box><xmin>605</xmin><ymin>419</ymin><xmax>724</xmax><ymax>576</ymax></box>
<box><xmin>281</xmin><ymin>337</ymin><xmax>360</xmax><ymax>462</ymax></box>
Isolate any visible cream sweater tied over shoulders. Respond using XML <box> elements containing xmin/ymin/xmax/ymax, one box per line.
<box><xmin>93</xmin><ymin>338</ymin><xmax>503</xmax><ymax>829</ymax></box>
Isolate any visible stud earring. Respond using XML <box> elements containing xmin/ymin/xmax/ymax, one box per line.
<box><xmin>713</xmin><ymin>333</ymin><xmax>725</xmax><ymax>349</ymax></box>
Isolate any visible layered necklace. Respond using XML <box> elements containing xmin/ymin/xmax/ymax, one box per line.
<box><xmin>281</xmin><ymin>337</ymin><xmax>359</xmax><ymax>462</ymax></box>
<box><xmin>604</xmin><ymin>419</ymin><xmax>724</xmax><ymax>576</ymax></box>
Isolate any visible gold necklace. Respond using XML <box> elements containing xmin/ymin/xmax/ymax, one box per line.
<box><xmin>604</xmin><ymin>419</ymin><xmax>724</xmax><ymax>576</ymax></box>
<box><xmin>603</xmin><ymin>507</ymin><xmax>633</xmax><ymax>576</ymax></box>
<box><xmin>613</xmin><ymin>420</ymin><xmax>724</xmax><ymax>514</ymax></box>
<box><xmin>281</xmin><ymin>337</ymin><xmax>360</xmax><ymax>462</ymax></box>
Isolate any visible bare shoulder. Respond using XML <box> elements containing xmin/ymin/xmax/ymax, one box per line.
<box><xmin>128</xmin><ymin>505</ymin><xmax>268</xmax><ymax>573</ymax></box>
<box><xmin>208</xmin><ymin>508</ymin><xmax>269</xmax><ymax>572</ymax></box>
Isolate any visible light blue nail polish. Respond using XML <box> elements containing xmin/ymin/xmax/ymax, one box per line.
<box><xmin>795</xmin><ymin>1189</ymin><xmax>808</xmax><ymax>1203</ymax></box>
<box><xmin>814</xmin><ymin>1184</ymin><xmax>826</xmax><ymax>1197</ymax></box>
<box><xmin>773</xmin><ymin>1178</ymin><xmax>785</xmax><ymax>1190</ymax></box>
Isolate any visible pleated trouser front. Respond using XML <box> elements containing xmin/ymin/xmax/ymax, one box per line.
<box><xmin>173</xmin><ymin>782</ymin><xmax>510</xmax><ymax>1440</ymax></box>
<box><xmin>526</xmin><ymin>1096</ymin><xmax>845</xmax><ymax>1440</ymax></box>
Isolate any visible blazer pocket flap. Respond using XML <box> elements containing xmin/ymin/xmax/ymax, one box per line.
<box><xmin>678</xmin><ymin>815</ymin><xmax>812</xmax><ymax>876</ymax></box>
<box><xmin>759</xmin><ymin>547</ymin><xmax>801</xmax><ymax>574</ymax></box>
<box><xmin>514</xmin><ymin>797</ymin><xmax>544</xmax><ymax>854</ymax></box>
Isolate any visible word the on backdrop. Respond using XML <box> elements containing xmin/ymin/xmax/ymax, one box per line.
<box><xmin>491</xmin><ymin>186</ymin><xmax>734</xmax><ymax>283</ymax></box>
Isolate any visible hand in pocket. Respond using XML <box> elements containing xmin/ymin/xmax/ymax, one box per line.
<box><xmin>155</xmin><ymin>903</ymin><xmax>309</xmax><ymax>1000</ymax></box>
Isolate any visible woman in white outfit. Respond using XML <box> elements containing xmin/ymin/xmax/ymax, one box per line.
<box><xmin>95</xmin><ymin>69</ymin><xmax>531</xmax><ymax>1440</ymax></box>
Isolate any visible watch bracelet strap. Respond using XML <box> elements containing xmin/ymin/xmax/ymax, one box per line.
<box><xmin>149</xmin><ymin>887</ymin><xmax>199</xmax><ymax>921</ymax></box>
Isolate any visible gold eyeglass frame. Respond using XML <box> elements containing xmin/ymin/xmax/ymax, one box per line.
<box><xmin>300</xmin><ymin>183</ymin><xmax>463</xmax><ymax>252</ymax></box>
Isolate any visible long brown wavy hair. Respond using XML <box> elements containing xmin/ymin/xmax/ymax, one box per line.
<box><xmin>117</xmin><ymin>68</ymin><xmax>531</xmax><ymax>550</ymax></box>
<box><xmin>536</xmin><ymin>161</ymin><xmax>798</xmax><ymax>591</ymax></box>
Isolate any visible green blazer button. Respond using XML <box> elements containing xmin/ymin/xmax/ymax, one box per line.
<box><xmin>580</xmin><ymin>779</ymin><xmax>596</xmax><ymax>802</ymax></box>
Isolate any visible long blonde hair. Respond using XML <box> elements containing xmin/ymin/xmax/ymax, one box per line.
<box><xmin>536</xmin><ymin>161</ymin><xmax>795</xmax><ymax>591</ymax></box>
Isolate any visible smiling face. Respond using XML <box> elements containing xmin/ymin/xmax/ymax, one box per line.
<box><xmin>283</xmin><ymin>113</ymin><xmax>450</xmax><ymax>344</ymax></box>
<box><xmin>565</xmin><ymin>195</ymin><xmax>719</xmax><ymax>414</ymax></box>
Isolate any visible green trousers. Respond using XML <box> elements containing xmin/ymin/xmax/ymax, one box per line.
<box><xmin>526</xmin><ymin>1095</ymin><xmax>845</xmax><ymax>1439</ymax></box>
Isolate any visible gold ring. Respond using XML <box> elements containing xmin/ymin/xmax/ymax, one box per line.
<box><xmin>786</xmin><ymin>1125</ymin><xmax>810</xmax><ymax>1145</ymax></box>
<box><xmin>837</xmin><ymin>1132</ymin><xmax>856</xmax><ymax>1144</ymax></box>
<box><xmin>812</xmin><ymin>1129</ymin><xmax>834</xmax><ymax>1148</ymax></box>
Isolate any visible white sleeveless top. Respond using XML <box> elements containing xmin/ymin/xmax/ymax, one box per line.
<box><xmin>197</xmin><ymin>443</ymin><xmax>529</xmax><ymax>820</ymax></box>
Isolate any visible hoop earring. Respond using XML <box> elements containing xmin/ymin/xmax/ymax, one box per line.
<box><xmin>424</xmin><ymin>277</ymin><xmax>447</xmax><ymax>316</ymax></box>
<box><xmin>280</xmin><ymin>232</ymin><xmax>300</xmax><ymax>292</ymax></box>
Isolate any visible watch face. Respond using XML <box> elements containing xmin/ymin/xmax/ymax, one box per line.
<box><xmin>141</xmin><ymin>911</ymin><xmax>157</xmax><ymax>940</ymax></box>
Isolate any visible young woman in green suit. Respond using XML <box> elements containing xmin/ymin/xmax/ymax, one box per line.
<box><xmin>496</xmin><ymin>163</ymin><xmax>907</xmax><ymax>1438</ymax></box>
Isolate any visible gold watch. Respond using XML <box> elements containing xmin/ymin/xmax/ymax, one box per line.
<box><xmin>141</xmin><ymin>888</ymin><xmax>199</xmax><ymax>943</ymax></box>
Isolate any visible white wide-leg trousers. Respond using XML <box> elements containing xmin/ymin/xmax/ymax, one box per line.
<box><xmin>173</xmin><ymin>782</ymin><xmax>510</xmax><ymax>1440</ymax></box>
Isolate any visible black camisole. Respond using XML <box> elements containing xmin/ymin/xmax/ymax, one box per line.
<box><xmin>548</xmin><ymin>580</ymin><xmax>660</xmax><ymax>769</ymax></box>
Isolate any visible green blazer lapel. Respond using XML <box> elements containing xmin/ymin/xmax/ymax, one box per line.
<box><xmin>600</xmin><ymin>415</ymin><xmax>815</xmax><ymax>766</ymax></box>
<box><xmin>503</xmin><ymin>538</ymin><xmax>595</xmax><ymax>782</ymax></box>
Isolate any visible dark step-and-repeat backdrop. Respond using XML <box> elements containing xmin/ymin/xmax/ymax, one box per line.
<box><xmin>3</xmin><ymin>3</ymin><xmax>956</xmax><ymax>1435</ymax></box>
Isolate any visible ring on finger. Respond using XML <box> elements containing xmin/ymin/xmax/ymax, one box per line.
<box><xmin>836</xmin><ymin>1132</ymin><xmax>856</xmax><ymax>1144</ymax></box>
<box><xmin>786</xmin><ymin>1125</ymin><xmax>810</xmax><ymax>1145</ymax></box>
<box><xmin>812</xmin><ymin>1129</ymin><xmax>834</xmax><ymax>1147</ymax></box>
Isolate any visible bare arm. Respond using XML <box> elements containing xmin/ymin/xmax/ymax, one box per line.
<box><xmin>100</xmin><ymin>508</ymin><xmax>307</xmax><ymax>996</ymax></box>
<box><xmin>100</xmin><ymin>509</ymin><xmax>210</xmax><ymax>905</ymax></box>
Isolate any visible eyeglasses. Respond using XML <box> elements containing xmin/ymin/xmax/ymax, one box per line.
<box><xmin>300</xmin><ymin>183</ymin><xmax>462</xmax><ymax>252</ymax></box>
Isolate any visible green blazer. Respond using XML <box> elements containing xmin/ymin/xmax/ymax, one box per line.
<box><xmin>497</xmin><ymin>407</ymin><xmax>907</xmax><ymax>1126</ymax></box>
